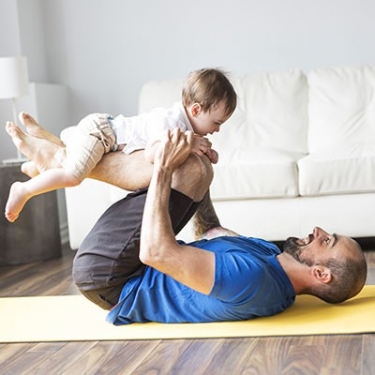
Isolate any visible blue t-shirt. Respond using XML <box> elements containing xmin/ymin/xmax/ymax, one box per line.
<box><xmin>106</xmin><ymin>236</ymin><xmax>296</xmax><ymax>325</ymax></box>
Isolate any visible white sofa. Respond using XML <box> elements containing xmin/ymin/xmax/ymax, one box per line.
<box><xmin>62</xmin><ymin>64</ymin><xmax>375</xmax><ymax>250</ymax></box>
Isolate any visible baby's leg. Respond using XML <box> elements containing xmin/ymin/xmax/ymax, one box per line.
<box><xmin>5</xmin><ymin>168</ymin><xmax>80</xmax><ymax>222</ymax></box>
<box><xmin>6</xmin><ymin>122</ymin><xmax>62</xmax><ymax>173</ymax></box>
<box><xmin>19</xmin><ymin>112</ymin><xmax>64</xmax><ymax>146</ymax></box>
<box><xmin>5</xmin><ymin>182</ymin><xmax>32</xmax><ymax>222</ymax></box>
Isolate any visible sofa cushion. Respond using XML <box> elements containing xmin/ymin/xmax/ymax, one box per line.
<box><xmin>298</xmin><ymin>142</ymin><xmax>375</xmax><ymax>196</ymax></box>
<box><xmin>216</xmin><ymin>70</ymin><xmax>308</xmax><ymax>154</ymax></box>
<box><xmin>211</xmin><ymin>149</ymin><xmax>302</xmax><ymax>200</ymax></box>
<box><xmin>308</xmin><ymin>65</ymin><xmax>375</xmax><ymax>153</ymax></box>
<box><xmin>139</xmin><ymin>69</ymin><xmax>309</xmax><ymax>155</ymax></box>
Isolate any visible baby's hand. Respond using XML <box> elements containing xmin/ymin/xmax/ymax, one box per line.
<box><xmin>205</xmin><ymin>149</ymin><xmax>219</xmax><ymax>164</ymax></box>
<box><xmin>192</xmin><ymin>135</ymin><xmax>212</xmax><ymax>155</ymax></box>
<box><xmin>192</xmin><ymin>135</ymin><xmax>219</xmax><ymax>164</ymax></box>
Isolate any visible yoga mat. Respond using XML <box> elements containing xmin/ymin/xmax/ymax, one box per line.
<box><xmin>1</xmin><ymin>285</ymin><xmax>375</xmax><ymax>343</ymax></box>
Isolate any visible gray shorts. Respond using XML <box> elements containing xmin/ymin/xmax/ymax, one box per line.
<box><xmin>72</xmin><ymin>188</ymin><xmax>200</xmax><ymax>310</ymax></box>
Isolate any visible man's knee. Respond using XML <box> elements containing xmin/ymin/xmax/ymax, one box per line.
<box><xmin>171</xmin><ymin>153</ymin><xmax>213</xmax><ymax>201</ymax></box>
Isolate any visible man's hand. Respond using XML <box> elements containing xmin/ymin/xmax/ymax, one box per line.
<box><xmin>145</xmin><ymin>131</ymin><xmax>219</xmax><ymax>165</ymax></box>
<box><xmin>154</xmin><ymin>128</ymin><xmax>194</xmax><ymax>172</ymax></box>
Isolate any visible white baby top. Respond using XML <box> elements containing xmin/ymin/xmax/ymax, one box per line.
<box><xmin>110</xmin><ymin>102</ymin><xmax>194</xmax><ymax>154</ymax></box>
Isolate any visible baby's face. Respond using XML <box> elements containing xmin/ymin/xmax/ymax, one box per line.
<box><xmin>189</xmin><ymin>100</ymin><xmax>232</xmax><ymax>136</ymax></box>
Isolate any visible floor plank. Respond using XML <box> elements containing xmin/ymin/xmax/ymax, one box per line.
<box><xmin>320</xmin><ymin>335</ymin><xmax>363</xmax><ymax>375</ymax></box>
<box><xmin>280</xmin><ymin>344</ymin><xmax>326</xmax><ymax>375</ymax></box>
<box><xmin>361</xmin><ymin>334</ymin><xmax>375</xmax><ymax>375</ymax></box>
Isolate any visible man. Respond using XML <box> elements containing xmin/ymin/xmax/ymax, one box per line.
<box><xmin>6</xmin><ymin>116</ymin><xmax>368</xmax><ymax>324</ymax></box>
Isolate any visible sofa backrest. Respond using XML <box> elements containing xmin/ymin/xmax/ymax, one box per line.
<box><xmin>138</xmin><ymin>69</ymin><xmax>309</xmax><ymax>154</ymax></box>
<box><xmin>308</xmin><ymin>65</ymin><xmax>375</xmax><ymax>153</ymax></box>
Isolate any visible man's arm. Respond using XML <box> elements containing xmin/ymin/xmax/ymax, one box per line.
<box><xmin>139</xmin><ymin>129</ymin><xmax>215</xmax><ymax>295</ymax></box>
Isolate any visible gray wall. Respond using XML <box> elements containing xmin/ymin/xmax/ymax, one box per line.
<box><xmin>2</xmin><ymin>0</ymin><xmax>375</xmax><ymax>153</ymax></box>
<box><xmin>41</xmin><ymin>0</ymin><xmax>375</xmax><ymax>122</ymax></box>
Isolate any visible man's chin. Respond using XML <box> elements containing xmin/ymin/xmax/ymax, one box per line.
<box><xmin>284</xmin><ymin>237</ymin><xmax>297</xmax><ymax>249</ymax></box>
<box><xmin>283</xmin><ymin>237</ymin><xmax>301</xmax><ymax>256</ymax></box>
<box><xmin>284</xmin><ymin>235</ymin><xmax>312</xmax><ymax>249</ymax></box>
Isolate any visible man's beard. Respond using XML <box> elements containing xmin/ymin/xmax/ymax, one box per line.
<box><xmin>283</xmin><ymin>237</ymin><xmax>303</xmax><ymax>261</ymax></box>
<box><xmin>283</xmin><ymin>237</ymin><xmax>314</xmax><ymax>267</ymax></box>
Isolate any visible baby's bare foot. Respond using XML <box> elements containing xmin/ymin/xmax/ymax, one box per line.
<box><xmin>19</xmin><ymin>112</ymin><xmax>64</xmax><ymax>146</ymax></box>
<box><xmin>5</xmin><ymin>182</ymin><xmax>30</xmax><ymax>222</ymax></box>
<box><xmin>6</xmin><ymin>121</ymin><xmax>62</xmax><ymax>173</ymax></box>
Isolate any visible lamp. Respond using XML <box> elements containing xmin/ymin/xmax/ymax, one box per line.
<box><xmin>0</xmin><ymin>56</ymin><xmax>29</xmax><ymax>163</ymax></box>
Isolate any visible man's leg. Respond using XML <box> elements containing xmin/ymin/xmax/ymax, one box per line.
<box><xmin>6</xmin><ymin>120</ymin><xmax>224</xmax><ymax>234</ymax></box>
<box><xmin>6</xmin><ymin>121</ymin><xmax>153</xmax><ymax>191</ymax></box>
<box><xmin>73</xmin><ymin>152</ymin><xmax>213</xmax><ymax>310</ymax></box>
<box><xmin>19</xmin><ymin>112</ymin><xmax>64</xmax><ymax>146</ymax></box>
<box><xmin>193</xmin><ymin>190</ymin><xmax>221</xmax><ymax>237</ymax></box>
<box><xmin>6</xmin><ymin>118</ymin><xmax>211</xmax><ymax>196</ymax></box>
<box><xmin>6</xmin><ymin>122</ymin><xmax>62</xmax><ymax>173</ymax></box>
<box><xmin>89</xmin><ymin>151</ymin><xmax>153</xmax><ymax>191</ymax></box>
<box><xmin>192</xmin><ymin>189</ymin><xmax>240</xmax><ymax>240</ymax></box>
<box><xmin>13</xmin><ymin>112</ymin><xmax>65</xmax><ymax>177</ymax></box>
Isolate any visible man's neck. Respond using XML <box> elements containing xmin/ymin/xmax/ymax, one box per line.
<box><xmin>276</xmin><ymin>253</ymin><xmax>310</xmax><ymax>295</ymax></box>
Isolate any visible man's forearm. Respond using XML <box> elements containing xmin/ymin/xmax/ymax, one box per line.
<box><xmin>139</xmin><ymin>129</ymin><xmax>216</xmax><ymax>294</ymax></box>
<box><xmin>140</xmin><ymin>129</ymin><xmax>193</xmax><ymax>267</ymax></box>
<box><xmin>140</xmin><ymin>165</ymin><xmax>176</xmax><ymax>263</ymax></box>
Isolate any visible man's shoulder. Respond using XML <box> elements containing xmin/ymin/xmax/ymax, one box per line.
<box><xmin>219</xmin><ymin>236</ymin><xmax>281</xmax><ymax>255</ymax></box>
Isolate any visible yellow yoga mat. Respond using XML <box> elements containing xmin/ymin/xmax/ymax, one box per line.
<box><xmin>1</xmin><ymin>285</ymin><xmax>375</xmax><ymax>343</ymax></box>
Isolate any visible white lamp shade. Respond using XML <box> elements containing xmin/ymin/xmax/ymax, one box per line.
<box><xmin>0</xmin><ymin>56</ymin><xmax>29</xmax><ymax>99</ymax></box>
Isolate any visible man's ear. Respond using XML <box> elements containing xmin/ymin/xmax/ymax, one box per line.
<box><xmin>312</xmin><ymin>266</ymin><xmax>332</xmax><ymax>284</ymax></box>
<box><xmin>190</xmin><ymin>103</ymin><xmax>201</xmax><ymax>117</ymax></box>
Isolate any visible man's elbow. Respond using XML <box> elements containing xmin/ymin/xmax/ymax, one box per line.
<box><xmin>139</xmin><ymin>247</ymin><xmax>152</xmax><ymax>266</ymax></box>
<box><xmin>139</xmin><ymin>240</ymin><xmax>177</xmax><ymax>268</ymax></box>
<box><xmin>139</xmin><ymin>244</ymin><xmax>163</xmax><ymax>267</ymax></box>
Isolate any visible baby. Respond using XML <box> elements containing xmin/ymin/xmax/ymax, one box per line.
<box><xmin>5</xmin><ymin>68</ymin><xmax>237</xmax><ymax>222</ymax></box>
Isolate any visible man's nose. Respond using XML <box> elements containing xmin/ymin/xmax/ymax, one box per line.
<box><xmin>313</xmin><ymin>226</ymin><xmax>329</xmax><ymax>238</ymax></box>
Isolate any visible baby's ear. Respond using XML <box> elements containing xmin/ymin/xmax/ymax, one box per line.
<box><xmin>190</xmin><ymin>103</ymin><xmax>202</xmax><ymax>117</ymax></box>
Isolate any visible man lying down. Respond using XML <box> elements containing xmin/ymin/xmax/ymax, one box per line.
<box><xmin>6</xmin><ymin>115</ymin><xmax>367</xmax><ymax>324</ymax></box>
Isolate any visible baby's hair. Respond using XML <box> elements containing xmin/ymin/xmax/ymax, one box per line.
<box><xmin>182</xmin><ymin>68</ymin><xmax>237</xmax><ymax>116</ymax></box>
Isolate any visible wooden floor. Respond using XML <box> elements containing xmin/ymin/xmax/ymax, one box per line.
<box><xmin>0</xmin><ymin>242</ymin><xmax>375</xmax><ymax>375</ymax></box>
